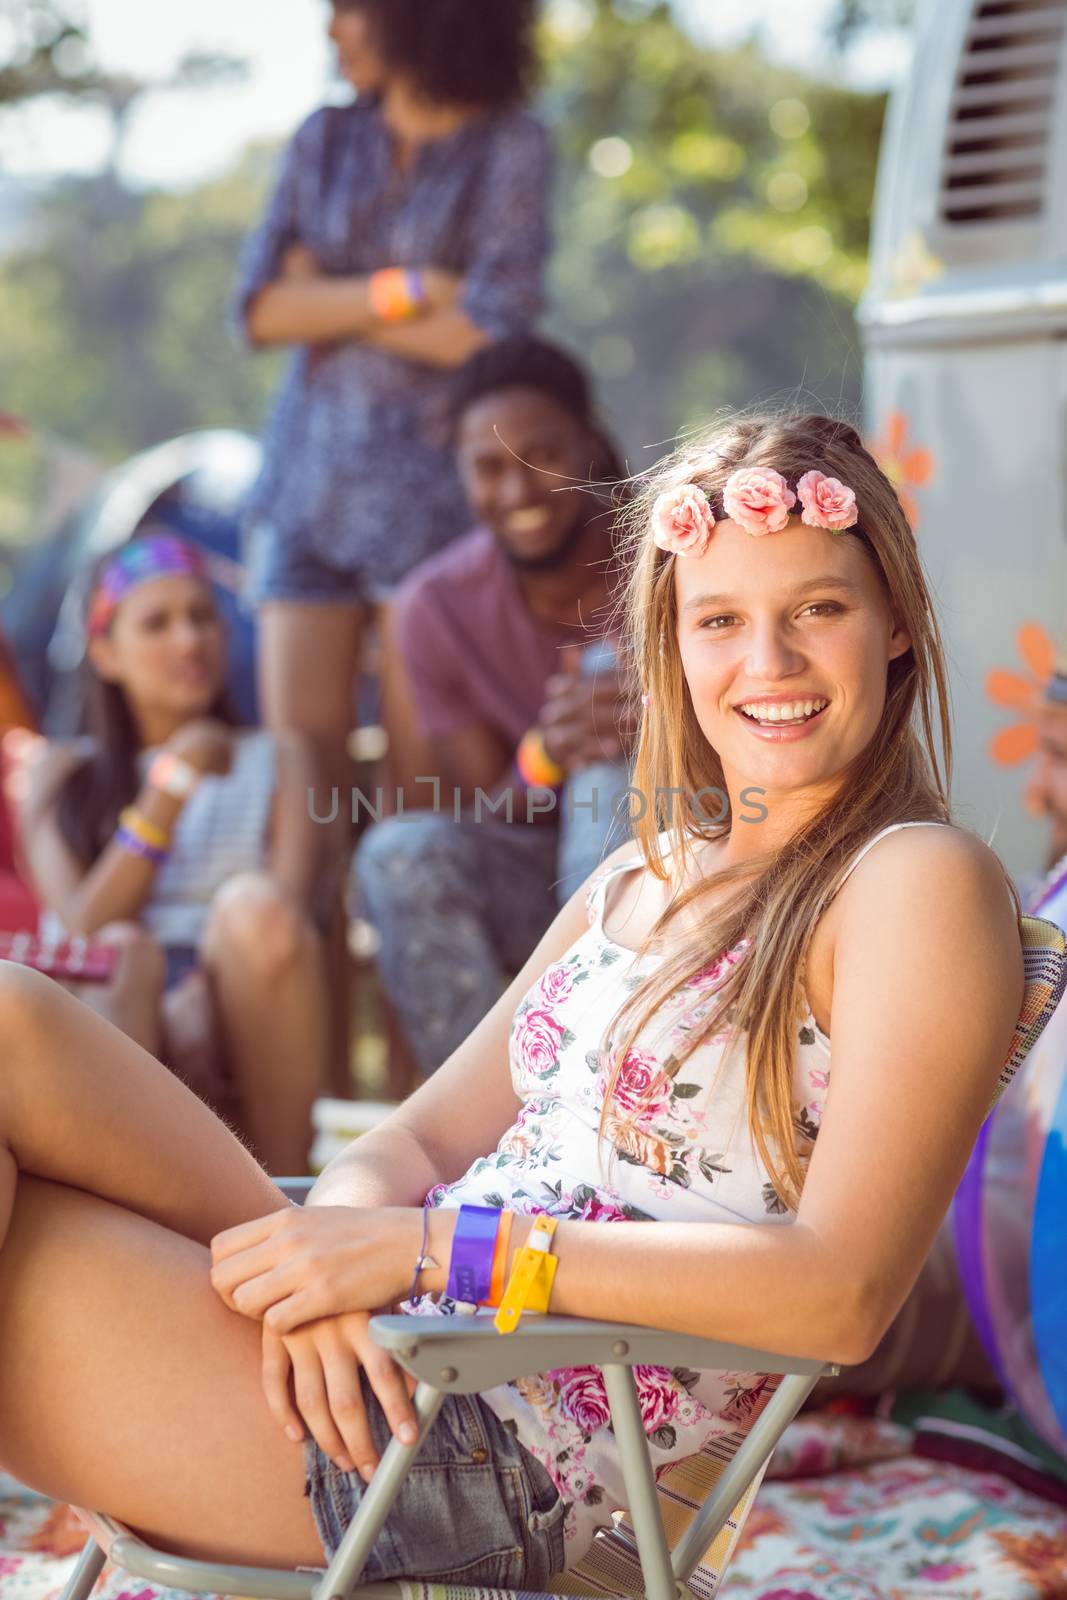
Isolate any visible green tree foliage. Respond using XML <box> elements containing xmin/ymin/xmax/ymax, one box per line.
<box><xmin>828</xmin><ymin>0</ymin><xmax>915</xmax><ymax>47</ymax></box>
<box><xmin>542</xmin><ymin>0</ymin><xmax>887</xmax><ymax>445</ymax></box>
<box><xmin>0</xmin><ymin>1</ymin><xmax>101</xmax><ymax>106</ymax></box>
<box><xmin>0</xmin><ymin>0</ymin><xmax>891</xmax><ymax>469</ymax></box>
<box><xmin>0</xmin><ymin>153</ymin><xmax>282</xmax><ymax>458</ymax></box>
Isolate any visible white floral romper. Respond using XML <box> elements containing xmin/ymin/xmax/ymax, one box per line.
<box><xmin>418</xmin><ymin>823</ymin><xmax>938</xmax><ymax>1568</ymax></box>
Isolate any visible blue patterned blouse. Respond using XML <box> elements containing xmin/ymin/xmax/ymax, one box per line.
<box><xmin>234</xmin><ymin>98</ymin><xmax>552</xmax><ymax>592</ymax></box>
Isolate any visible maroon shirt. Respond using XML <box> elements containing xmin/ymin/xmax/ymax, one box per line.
<box><xmin>394</xmin><ymin>527</ymin><xmax>605</xmax><ymax>748</ymax></box>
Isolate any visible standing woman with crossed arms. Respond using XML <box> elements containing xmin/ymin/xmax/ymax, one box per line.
<box><xmin>235</xmin><ymin>0</ymin><xmax>551</xmax><ymax>805</ymax></box>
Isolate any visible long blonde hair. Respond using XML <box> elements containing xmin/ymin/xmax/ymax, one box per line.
<box><xmin>600</xmin><ymin>412</ymin><xmax>956</xmax><ymax>1207</ymax></box>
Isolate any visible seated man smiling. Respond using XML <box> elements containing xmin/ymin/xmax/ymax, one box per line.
<box><xmin>355</xmin><ymin>338</ymin><xmax>635</xmax><ymax>1077</ymax></box>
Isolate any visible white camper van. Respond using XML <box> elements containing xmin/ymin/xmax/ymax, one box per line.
<box><xmin>860</xmin><ymin>0</ymin><xmax>1067</xmax><ymax>875</ymax></box>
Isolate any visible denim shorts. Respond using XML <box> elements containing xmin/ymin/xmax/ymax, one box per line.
<box><xmin>303</xmin><ymin>1378</ymin><xmax>566</xmax><ymax>1586</ymax></box>
<box><xmin>245</xmin><ymin>521</ymin><xmax>391</xmax><ymax>609</ymax></box>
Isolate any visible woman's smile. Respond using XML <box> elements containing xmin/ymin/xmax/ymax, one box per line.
<box><xmin>734</xmin><ymin>694</ymin><xmax>831</xmax><ymax>739</ymax></box>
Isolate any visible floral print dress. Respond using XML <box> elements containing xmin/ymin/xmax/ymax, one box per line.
<box><xmin>412</xmin><ymin>832</ymin><xmax>846</xmax><ymax>1569</ymax></box>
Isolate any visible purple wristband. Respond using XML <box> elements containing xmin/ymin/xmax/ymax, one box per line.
<box><xmin>115</xmin><ymin>826</ymin><xmax>168</xmax><ymax>866</ymax></box>
<box><xmin>446</xmin><ymin>1204</ymin><xmax>500</xmax><ymax>1305</ymax></box>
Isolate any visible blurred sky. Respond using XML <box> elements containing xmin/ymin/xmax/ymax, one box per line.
<box><xmin>0</xmin><ymin>0</ymin><xmax>912</xmax><ymax>191</ymax></box>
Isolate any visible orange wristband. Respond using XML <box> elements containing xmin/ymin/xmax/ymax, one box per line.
<box><xmin>481</xmin><ymin>1211</ymin><xmax>513</xmax><ymax>1308</ymax></box>
<box><xmin>515</xmin><ymin>729</ymin><xmax>566</xmax><ymax>790</ymax></box>
<box><xmin>368</xmin><ymin>267</ymin><xmax>422</xmax><ymax>322</ymax></box>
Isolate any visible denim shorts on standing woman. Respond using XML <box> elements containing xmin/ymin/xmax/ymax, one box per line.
<box><xmin>304</xmin><ymin>1376</ymin><xmax>566</xmax><ymax>1586</ymax></box>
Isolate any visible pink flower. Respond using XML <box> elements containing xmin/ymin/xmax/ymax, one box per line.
<box><xmin>796</xmin><ymin>469</ymin><xmax>858</xmax><ymax>531</ymax></box>
<box><xmin>600</xmin><ymin>1050</ymin><xmax>671</xmax><ymax>1118</ymax></box>
<box><xmin>722</xmin><ymin>467</ymin><xmax>796</xmax><ymax>536</ymax></box>
<box><xmin>513</xmin><ymin>1007</ymin><xmax>565</xmax><ymax>1078</ymax></box>
<box><xmin>759</xmin><ymin>1591</ymin><xmax>822</xmax><ymax>1600</ymax></box>
<box><xmin>577</xmin><ymin>1192</ymin><xmax>629</xmax><ymax>1223</ymax></box>
<box><xmin>690</xmin><ymin>939</ymin><xmax>749</xmax><ymax>991</ymax></box>
<box><xmin>553</xmin><ymin>1367</ymin><xmax>612</xmax><ymax>1433</ymax></box>
<box><xmin>650</xmin><ymin>483</ymin><xmax>716</xmax><ymax>557</ymax></box>
<box><xmin>538</xmin><ymin>964</ymin><xmax>575</xmax><ymax>1007</ymax></box>
<box><xmin>634</xmin><ymin>1366</ymin><xmax>681</xmax><ymax>1433</ymax></box>
<box><xmin>919</xmin><ymin>1563</ymin><xmax>970</xmax><ymax>1582</ymax></box>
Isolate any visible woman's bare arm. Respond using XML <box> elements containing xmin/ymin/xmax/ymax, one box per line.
<box><xmin>243</xmin><ymin>250</ymin><xmax>479</xmax><ymax>365</ymax></box>
<box><xmin>360</xmin><ymin>308</ymin><xmax>491</xmax><ymax>370</ymax></box>
<box><xmin>244</xmin><ymin>275</ymin><xmax>378</xmax><ymax>346</ymax></box>
<box><xmin>19</xmin><ymin>745</ymin><xmax>185</xmax><ymax>936</ymax></box>
<box><xmin>308</xmin><ymin>841</ymin><xmax>637</xmax><ymax>1209</ymax></box>
<box><xmin>534</xmin><ymin>825</ymin><xmax>1022</xmax><ymax>1364</ymax></box>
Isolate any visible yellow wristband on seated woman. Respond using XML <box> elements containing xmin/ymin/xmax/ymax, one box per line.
<box><xmin>118</xmin><ymin>806</ymin><xmax>171</xmax><ymax>851</ymax></box>
<box><xmin>494</xmin><ymin>1214</ymin><xmax>559</xmax><ymax>1334</ymax></box>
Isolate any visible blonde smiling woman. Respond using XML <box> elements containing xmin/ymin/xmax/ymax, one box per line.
<box><xmin>0</xmin><ymin>413</ymin><xmax>1021</xmax><ymax>1586</ymax></box>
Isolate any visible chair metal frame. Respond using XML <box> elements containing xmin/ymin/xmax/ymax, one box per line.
<box><xmin>65</xmin><ymin>1314</ymin><xmax>832</xmax><ymax>1600</ymax></box>
<box><xmin>58</xmin><ymin>913</ymin><xmax>1067</xmax><ymax>1600</ymax></box>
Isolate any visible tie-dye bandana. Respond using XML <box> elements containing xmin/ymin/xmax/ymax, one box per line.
<box><xmin>87</xmin><ymin>536</ymin><xmax>209</xmax><ymax>637</ymax></box>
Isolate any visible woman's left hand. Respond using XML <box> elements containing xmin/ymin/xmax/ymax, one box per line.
<box><xmin>209</xmin><ymin>1204</ymin><xmax>422</xmax><ymax>1333</ymax></box>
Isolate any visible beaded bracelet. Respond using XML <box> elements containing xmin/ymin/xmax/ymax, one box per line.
<box><xmin>118</xmin><ymin>805</ymin><xmax>170</xmax><ymax>852</ymax></box>
<box><xmin>407</xmin><ymin>1207</ymin><xmax>439</xmax><ymax>1304</ymax></box>
<box><xmin>115</xmin><ymin>826</ymin><xmax>168</xmax><ymax>867</ymax></box>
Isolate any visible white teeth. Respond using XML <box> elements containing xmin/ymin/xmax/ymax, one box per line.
<box><xmin>739</xmin><ymin>698</ymin><xmax>828</xmax><ymax>725</ymax></box>
<box><xmin>509</xmin><ymin>507</ymin><xmax>551</xmax><ymax>531</ymax></box>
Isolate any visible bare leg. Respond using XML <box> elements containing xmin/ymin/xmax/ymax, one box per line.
<box><xmin>0</xmin><ymin>962</ymin><xmax>283</xmax><ymax>1258</ymax></box>
<box><xmin>199</xmin><ymin>874</ymin><xmax>328</xmax><ymax>1175</ymax></box>
<box><xmin>375</xmin><ymin>601</ymin><xmax>437</xmax><ymax>813</ymax></box>
<box><xmin>257</xmin><ymin>599</ymin><xmax>364</xmax><ymax>818</ymax></box>
<box><xmin>161</xmin><ymin>967</ymin><xmax>231</xmax><ymax>1112</ymax></box>
<box><xmin>69</xmin><ymin>922</ymin><xmax>166</xmax><ymax>1055</ymax></box>
<box><xmin>0</xmin><ymin>964</ymin><xmax>314</xmax><ymax>1561</ymax></box>
<box><xmin>258</xmin><ymin>600</ymin><xmax>365</xmax><ymax>1091</ymax></box>
<box><xmin>0</xmin><ymin>1176</ymin><xmax>322</xmax><ymax>1568</ymax></box>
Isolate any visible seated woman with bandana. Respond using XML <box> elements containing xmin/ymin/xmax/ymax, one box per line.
<box><xmin>18</xmin><ymin>535</ymin><xmax>327</xmax><ymax>1175</ymax></box>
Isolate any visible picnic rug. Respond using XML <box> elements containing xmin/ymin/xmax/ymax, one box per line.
<box><xmin>2</xmin><ymin>1409</ymin><xmax>1066</xmax><ymax>1600</ymax></box>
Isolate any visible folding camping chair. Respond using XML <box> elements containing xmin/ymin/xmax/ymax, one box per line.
<box><xmin>60</xmin><ymin>913</ymin><xmax>1067</xmax><ymax>1600</ymax></box>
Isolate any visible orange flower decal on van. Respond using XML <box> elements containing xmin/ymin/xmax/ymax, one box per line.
<box><xmin>985</xmin><ymin>622</ymin><xmax>1056</xmax><ymax>766</ymax></box>
<box><xmin>871</xmin><ymin>411</ymin><xmax>934</xmax><ymax>527</ymax></box>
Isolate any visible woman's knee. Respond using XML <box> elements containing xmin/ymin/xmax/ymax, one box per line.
<box><xmin>201</xmin><ymin>874</ymin><xmax>311</xmax><ymax>981</ymax></box>
<box><xmin>0</xmin><ymin>960</ymin><xmax>53</xmax><ymax>1037</ymax></box>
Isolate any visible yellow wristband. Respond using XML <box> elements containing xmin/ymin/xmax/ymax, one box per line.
<box><xmin>494</xmin><ymin>1215</ymin><xmax>559</xmax><ymax>1334</ymax></box>
<box><xmin>521</xmin><ymin>1250</ymin><xmax>558</xmax><ymax>1315</ymax></box>
<box><xmin>119</xmin><ymin>806</ymin><xmax>171</xmax><ymax>851</ymax></box>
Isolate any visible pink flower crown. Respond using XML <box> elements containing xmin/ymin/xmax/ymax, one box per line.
<box><xmin>651</xmin><ymin>467</ymin><xmax>858</xmax><ymax>557</ymax></box>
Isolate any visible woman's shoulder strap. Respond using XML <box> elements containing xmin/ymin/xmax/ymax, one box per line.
<box><xmin>835</xmin><ymin>820</ymin><xmax>953</xmax><ymax>895</ymax></box>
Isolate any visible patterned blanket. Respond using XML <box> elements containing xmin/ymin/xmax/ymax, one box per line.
<box><xmin>2</xmin><ymin>1413</ymin><xmax>1065</xmax><ymax>1600</ymax></box>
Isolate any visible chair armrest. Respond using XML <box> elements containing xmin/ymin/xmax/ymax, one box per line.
<box><xmin>368</xmin><ymin>1313</ymin><xmax>836</xmax><ymax>1393</ymax></box>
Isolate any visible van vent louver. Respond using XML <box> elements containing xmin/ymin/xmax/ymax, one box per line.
<box><xmin>940</xmin><ymin>0</ymin><xmax>1067</xmax><ymax>225</ymax></box>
